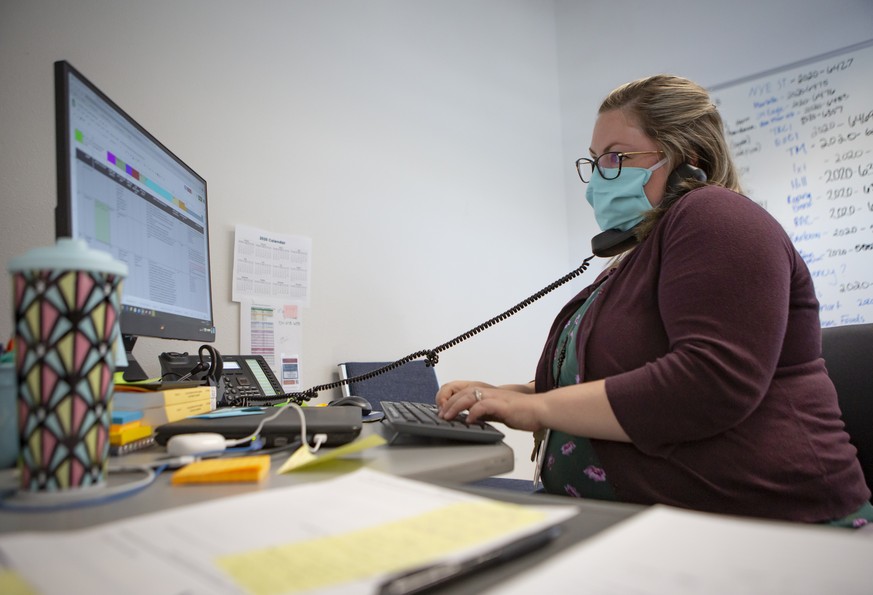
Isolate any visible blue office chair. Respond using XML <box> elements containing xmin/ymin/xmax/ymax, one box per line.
<box><xmin>337</xmin><ymin>361</ymin><xmax>440</xmax><ymax>412</ymax></box>
<box><xmin>821</xmin><ymin>323</ymin><xmax>873</xmax><ymax>500</ymax></box>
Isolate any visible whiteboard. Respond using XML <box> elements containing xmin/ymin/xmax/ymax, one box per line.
<box><xmin>710</xmin><ymin>40</ymin><xmax>873</xmax><ymax>328</ymax></box>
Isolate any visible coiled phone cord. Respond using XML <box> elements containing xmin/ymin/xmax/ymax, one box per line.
<box><xmin>260</xmin><ymin>255</ymin><xmax>596</xmax><ymax>404</ymax></box>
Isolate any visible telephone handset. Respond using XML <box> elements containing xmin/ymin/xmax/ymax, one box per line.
<box><xmin>667</xmin><ymin>162</ymin><xmax>708</xmax><ymax>188</ymax></box>
<box><xmin>591</xmin><ymin>228</ymin><xmax>640</xmax><ymax>258</ymax></box>
<box><xmin>166</xmin><ymin>164</ymin><xmax>708</xmax><ymax>406</ymax></box>
<box><xmin>591</xmin><ymin>162</ymin><xmax>708</xmax><ymax>257</ymax></box>
<box><xmin>254</xmin><ymin>162</ymin><xmax>708</xmax><ymax>404</ymax></box>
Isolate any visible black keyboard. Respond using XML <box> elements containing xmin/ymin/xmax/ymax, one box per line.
<box><xmin>380</xmin><ymin>401</ymin><xmax>504</xmax><ymax>444</ymax></box>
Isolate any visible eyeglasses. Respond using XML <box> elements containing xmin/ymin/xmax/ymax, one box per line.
<box><xmin>575</xmin><ymin>151</ymin><xmax>665</xmax><ymax>183</ymax></box>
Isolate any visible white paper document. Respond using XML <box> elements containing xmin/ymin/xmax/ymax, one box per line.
<box><xmin>0</xmin><ymin>469</ymin><xmax>577</xmax><ymax>595</ymax></box>
<box><xmin>240</xmin><ymin>299</ymin><xmax>303</xmax><ymax>389</ymax></box>
<box><xmin>232</xmin><ymin>224</ymin><xmax>312</xmax><ymax>305</ymax></box>
<box><xmin>484</xmin><ymin>504</ymin><xmax>873</xmax><ymax>595</ymax></box>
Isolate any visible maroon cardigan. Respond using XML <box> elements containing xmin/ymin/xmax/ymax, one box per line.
<box><xmin>535</xmin><ymin>186</ymin><xmax>869</xmax><ymax>522</ymax></box>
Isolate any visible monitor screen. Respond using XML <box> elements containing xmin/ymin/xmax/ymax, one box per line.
<box><xmin>54</xmin><ymin>60</ymin><xmax>215</xmax><ymax>380</ymax></box>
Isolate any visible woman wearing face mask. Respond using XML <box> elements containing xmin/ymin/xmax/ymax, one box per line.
<box><xmin>436</xmin><ymin>74</ymin><xmax>872</xmax><ymax>526</ymax></box>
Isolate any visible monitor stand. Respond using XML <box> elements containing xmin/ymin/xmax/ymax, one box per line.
<box><xmin>119</xmin><ymin>334</ymin><xmax>150</xmax><ymax>382</ymax></box>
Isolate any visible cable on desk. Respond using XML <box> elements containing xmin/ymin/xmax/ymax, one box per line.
<box><xmin>255</xmin><ymin>256</ymin><xmax>597</xmax><ymax>404</ymax></box>
<box><xmin>227</xmin><ymin>401</ymin><xmax>326</xmax><ymax>453</ymax></box>
<box><xmin>0</xmin><ymin>407</ymin><xmax>321</xmax><ymax>513</ymax></box>
<box><xmin>0</xmin><ymin>465</ymin><xmax>166</xmax><ymax>512</ymax></box>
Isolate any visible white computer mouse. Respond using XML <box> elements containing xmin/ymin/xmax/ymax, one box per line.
<box><xmin>166</xmin><ymin>432</ymin><xmax>228</xmax><ymax>456</ymax></box>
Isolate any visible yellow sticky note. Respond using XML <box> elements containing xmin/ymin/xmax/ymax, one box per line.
<box><xmin>277</xmin><ymin>434</ymin><xmax>386</xmax><ymax>474</ymax></box>
<box><xmin>109</xmin><ymin>420</ymin><xmax>142</xmax><ymax>435</ymax></box>
<box><xmin>109</xmin><ymin>424</ymin><xmax>153</xmax><ymax>446</ymax></box>
<box><xmin>0</xmin><ymin>568</ymin><xmax>38</xmax><ymax>595</ymax></box>
<box><xmin>172</xmin><ymin>455</ymin><xmax>271</xmax><ymax>485</ymax></box>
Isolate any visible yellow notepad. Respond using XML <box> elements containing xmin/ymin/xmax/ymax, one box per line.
<box><xmin>109</xmin><ymin>424</ymin><xmax>153</xmax><ymax>446</ymax></box>
<box><xmin>171</xmin><ymin>455</ymin><xmax>271</xmax><ymax>485</ymax></box>
<box><xmin>109</xmin><ymin>420</ymin><xmax>142</xmax><ymax>434</ymax></box>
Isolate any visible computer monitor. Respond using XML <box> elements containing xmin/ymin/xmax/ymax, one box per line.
<box><xmin>54</xmin><ymin>60</ymin><xmax>215</xmax><ymax>380</ymax></box>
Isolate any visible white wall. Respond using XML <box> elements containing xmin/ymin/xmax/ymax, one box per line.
<box><xmin>1</xmin><ymin>0</ymin><xmax>871</xmax><ymax>481</ymax></box>
<box><xmin>0</xmin><ymin>2</ymin><xmax>575</xmax><ymax>376</ymax></box>
<box><xmin>0</xmin><ymin>0</ymin><xmax>574</xmax><ymax>479</ymax></box>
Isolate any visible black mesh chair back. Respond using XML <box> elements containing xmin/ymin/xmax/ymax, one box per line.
<box><xmin>821</xmin><ymin>323</ymin><xmax>873</xmax><ymax>500</ymax></box>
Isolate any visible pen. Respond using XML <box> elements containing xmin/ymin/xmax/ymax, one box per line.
<box><xmin>377</xmin><ymin>525</ymin><xmax>561</xmax><ymax>595</ymax></box>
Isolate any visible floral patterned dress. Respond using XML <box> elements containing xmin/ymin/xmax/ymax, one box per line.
<box><xmin>539</xmin><ymin>286</ymin><xmax>617</xmax><ymax>500</ymax></box>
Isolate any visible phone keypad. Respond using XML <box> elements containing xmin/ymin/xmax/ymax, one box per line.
<box><xmin>219</xmin><ymin>375</ymin><xmax>263</xmax><ymax>406</ymax></box>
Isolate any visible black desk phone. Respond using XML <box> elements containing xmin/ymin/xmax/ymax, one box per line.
<box><xmin>159</xmin><ymin>351</ymin><xmax>284</xmax><ymax>407</ymax></box>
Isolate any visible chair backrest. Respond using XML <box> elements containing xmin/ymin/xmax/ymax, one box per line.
<box><xmin>337</xmin><ymin>361</ymin><xmax>440</xmax><ymax>412</ymax></box>
<box><xmin>821</xmin><ymin>323</ymin><xmax>873</xmax><ymax>499</ymax></box>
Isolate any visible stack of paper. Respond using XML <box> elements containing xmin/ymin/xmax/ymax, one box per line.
<box><xmin>484</xmin><ymin>504</ymin><xmax>873</xmax><ymax>595</ymax></box>
<box><xmin>112</xmin><ymin>385</ymin><xmax>216</xmax><ymax>427</ymax></box>
<box><xmin>0</xmin><ymin>469</ymin><xmax>577</xmax><ymax>594</ymax></box>
<box><xmin>109</xmin><ymin>410</ymin><xmax>154</xmax><ymax>456</ymax></box>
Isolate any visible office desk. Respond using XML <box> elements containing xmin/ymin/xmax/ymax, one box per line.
<box><xmin>5</xmin><ymin>419</ymin><xmax>867</xmax><ymax>594</ymax></box>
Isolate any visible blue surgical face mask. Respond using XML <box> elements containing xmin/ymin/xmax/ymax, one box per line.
<box><xmin>585</xmin><ymin>158</ymin><xmax>668</xmax><ymax>232</ymax></box>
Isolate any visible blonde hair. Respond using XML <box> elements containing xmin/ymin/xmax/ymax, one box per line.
<box><xmin>599</xmin><ymin>75</ymin><xmax>742</xmax><ymax>237</ymax></box>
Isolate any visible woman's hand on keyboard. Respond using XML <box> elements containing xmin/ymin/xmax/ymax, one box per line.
<box><xmin>437</xmin><ymin>383</ymin><xmax>545</xmax><ymax>432</ymax></box>
<box><xmin>435</xmin><ymin>380</ymin><xmax>494</xmax><ymax>409</ymax></box>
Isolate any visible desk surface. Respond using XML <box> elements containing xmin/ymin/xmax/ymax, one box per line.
<box><xmin>3</xmin><ymin>418</ymin><xmax>864</xmax><ymax>594</ymax></box>
<box><xmin>0</xmin><ymin>419</ymin><xmax>644</xmax><ymax>594</ymax></box>
<box><xmin>0</xmin><ymin>421</ymin><xmax>518</xmax><ymax>533</ymax></box>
